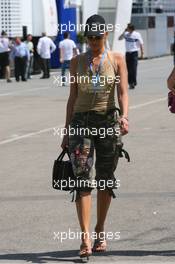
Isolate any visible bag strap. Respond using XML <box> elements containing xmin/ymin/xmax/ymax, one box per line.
<box><xmin>66</xmin><ymin>148</ymin><xmax>71</xmax><ymax>159</ymax></box>
<box><xmin>119</xmin><ymin>148</ymin><xmax>130</xmax><ymax>162</ymax></box>
<box><xmin>57</xmin><ymin>148</ymin><xmax>71</xmax><ymax>161</ymax></box>
<box><xmin>57</xmin><ymin>149</ymin><xmax>66</xmax><ymax>161</ymax></box>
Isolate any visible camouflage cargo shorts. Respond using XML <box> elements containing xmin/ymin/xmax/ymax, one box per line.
<box><xmin>68</xmin><ymin>108</ymin><xmax>123</xmax><ymax>194</ymax></box>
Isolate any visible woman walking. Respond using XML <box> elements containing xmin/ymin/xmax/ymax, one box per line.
<box><xmin>61</xmin><ymin>14</ymin><xmax>129</xmax><ymax>261</ymax></box>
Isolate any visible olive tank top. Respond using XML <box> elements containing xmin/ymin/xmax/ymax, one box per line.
<box><xmin>73</xmin><ymin>51</ymin><xmax>117</xmax><ymax>113</ymax></box>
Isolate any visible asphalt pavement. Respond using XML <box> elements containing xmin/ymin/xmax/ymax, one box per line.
<box><xmin>0</xmin><ymin>56</ymin><xmax>175</xmax><ymax>264</ymax></box>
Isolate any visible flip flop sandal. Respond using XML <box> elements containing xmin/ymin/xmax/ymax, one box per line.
<box><xmin>92</xmin><ymin>238</ymin><xmax>107</xmax><ymax>252</ymax></box>
<box><xmin>79</xmin><ymin>242</ymin><xmax>92</xmax><ymax>262</ymax></box>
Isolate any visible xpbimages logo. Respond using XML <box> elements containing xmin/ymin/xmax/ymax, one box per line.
<box><xmin>53</xmin><ymin>229</ymin><xmax>121</xmax><ymax>243</ymax></box>
<box><xmin>53</xmin><ymin>125</ymin><xmax>121</xmax><ymax>139</ymax></box>
<box><xmin>57</xmin><ymin>22</ymin><xmax>121</xmax><ymax>34</ymax></box>
<box><xmin>53</xmin><ymin>73</ymin><xmax>121</xmax><ymax>87</ymax></box>
<box><xmin>53</xmin><ymin>178</ymin><xmax>121</xmax><ymax>190</ymax></box>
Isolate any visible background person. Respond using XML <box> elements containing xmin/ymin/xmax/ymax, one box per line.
<box><xmin>170</xmin><ymin>32</ymin><xmax>175</xmax><ymax>66</ymax></box>
<box><xmin>119</xmin><ymin>23</ymin><xmax>144</xmax><ymax>89</ymax></box>
<box><xmin>61</xmin><ymin>14</ymin><xmax>129</xmax><ymax>260</ymax></box>
<box><xmin>167</xmin><ymin>67</ymin><xmax>175</xmax><ymax>94</ymax></box>
<box><xmin>167</xmin><ymin>67</ymin><xmax>175</xmax><ymax>113</ymax></box>
<box><xmin>59</xmin><ymin>32</ymin><xmax>77</xmax><ymax>86</ymax></box>
<box><xmin>37</xmin><ymin>32</ymin><xmax>56</xmax><ymax>79</ymax></box>
<box><xmin>25</xmin><ymin>34</ymin><xmax>34</xmax><ymax>79</ymax></box>
<box><xmin>0</xmin><ymin>31</ymin><xmax>12</xmax><ymax>83</ymax></box>
<box><xmin>11</xmin><ymin>37</ymin><xmax>30</xmax><ymax>82</ymax></box>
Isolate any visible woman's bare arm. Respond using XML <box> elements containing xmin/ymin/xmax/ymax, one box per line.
<box><xmin>61</xmin><ymin>56</ymin><xmax>78</xmax><ymax>148</ymax></box>
<box><xmin>115</xmin><ymin>52</ymin><xmax>128</xmax><ymax>118</ymax></box>
<box><xmin>64</xmin><ymin>56</ymin><xmax>78</xmax><ymax>129</ymax></box>
<box><xmin>114</xmin><ymin>52</ymin><xmax>129</xmax><ymax>135</ymax></box>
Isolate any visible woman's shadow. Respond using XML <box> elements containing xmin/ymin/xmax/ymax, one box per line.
<box><xmin>0</xmin><ymin>250</ymin><xmax>175</xmax><ymax>263</ymax></box>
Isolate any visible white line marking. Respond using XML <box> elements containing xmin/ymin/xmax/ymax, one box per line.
<box><xmin>138</xmin><ymin>66</ymin><xmax>170</xmax><ymax>73</ymax></box>
<box><xmin>0</xmin><ymin>127</ymin><xmax>55</xmax><ymax>146</ymax></box>
<box><xmin>0</xmin><ymin>71</ymin><xmax>60</xmax><ymax>83</ymax></box>
<box><xmin>0</xmin><ymin>93</ymin><xmax>13</xmax><ymax>97</ymax></box>
<box><xmin>139</xmin><ymin>55</ymin><xmax>171</xmax><ymax>63</ymax></box>
<box><xmin>0</xmin><ymin>87</ymin><xmax>51</xmax><ymax>97</ymax></box>
<box><xmin>0</xmin><ymin>97</ymin><xmax>167</xmax><ymax>146</ymax></box>
<box><xmin>130</xmin><ymin>97</ymin><xmax>166</xmax><ymax>109</ymax></box>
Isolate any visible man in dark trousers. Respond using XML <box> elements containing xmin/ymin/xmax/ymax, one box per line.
<box><xmin>11</xmin><ymin>37</ymin><xmax>30</xmax><ymax>82</ymax></box>
<box><xmin>37</xmin><ymin>32</ymin><xmax>56</xmax><ymax>79</ymax></box>
<box><xmin>119</xmin><ymin>23</ymin><xmax>144</xmax><ymax>89</ymax></box>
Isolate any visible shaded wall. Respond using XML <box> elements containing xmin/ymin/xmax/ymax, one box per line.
<box><xmin>51</xmin><ymin>0</ymin><xmax>77</xmax><ymax>68</ymax></box>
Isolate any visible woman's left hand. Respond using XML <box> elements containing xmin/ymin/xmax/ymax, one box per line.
<box><xmin>119</xmin><ymin>117</ymin><xmax>129</xmax><ymax>135</ymax></box>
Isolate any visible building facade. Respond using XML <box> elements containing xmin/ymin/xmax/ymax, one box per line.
<box><xmin>132</xmin><ymin>0</ymin><xmax>175</xmax><ymax>57</ymax></box>
<box><xmin>0</xmin><ymin>0</ymin><xmax>58</xmax><ymax>37</ymax></box>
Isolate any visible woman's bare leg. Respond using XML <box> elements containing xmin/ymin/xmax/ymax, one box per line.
<box><xmin>76</xmin><ymin>191</ymin><xmax>92</xmax><ymax>243</ymax></box>
<box><xmin>95</xmin><ymin>189</ymin><xmax>111</xmax><ymax>238</ymax></box>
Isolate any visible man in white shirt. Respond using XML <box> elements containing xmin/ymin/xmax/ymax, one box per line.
<box><xmin>119</xmin><ymin>23</ymin><xmax>144</xmax><ymax>89</ymax></box>
<box><xmin>37</xmin><ymin>32</ymin><xmax>56</xmax><ymax>79</ymax></box>
<box><xmin>0</xmin><ymin>31</ymin><xmax>12</xmax><ymax>83</ymax></box>
<box><xmin>59</xmin><ymin>32</ymin><xmax>77</xmax><ymax>86</ymax></box>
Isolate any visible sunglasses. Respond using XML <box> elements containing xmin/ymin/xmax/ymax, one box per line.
<box><xmin>87</xmin><ymin>36</ymin><xmax>103</xmax><ymax>41</ymax></box>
